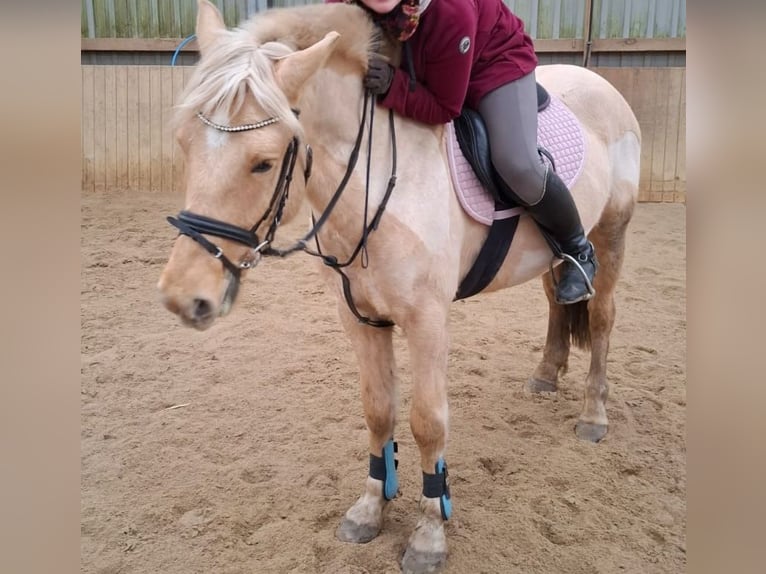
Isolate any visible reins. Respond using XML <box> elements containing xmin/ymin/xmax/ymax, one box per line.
<box><xmin>167</xmin><ymin>90</ymin><xmax>397</xmax><ymax>327</ymax></box>
<box><xmin>305</xmin><ymin>94</ymin><xmax>398</xmax><ymax>327</ymax></box>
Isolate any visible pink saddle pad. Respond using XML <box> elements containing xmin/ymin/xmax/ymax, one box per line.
<box><xmin>446</xmin><ymin>96</ymin><xmax>586</xmax><ymax>226</ymax></box>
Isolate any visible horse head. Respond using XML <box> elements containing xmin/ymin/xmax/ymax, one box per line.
<box><xmin>158</xmin><ymin>0</ymin><xmax>346</xmax><ymax>330</ymax></box>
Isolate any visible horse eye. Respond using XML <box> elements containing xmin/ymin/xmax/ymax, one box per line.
<box><xmin>251</xmin><ymin>161</ymin><xmax>272</xmax><ymax>174</ymax></box>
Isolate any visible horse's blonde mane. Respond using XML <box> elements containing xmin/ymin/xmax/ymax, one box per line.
<box><xmin>175</xmin><ymin>4</ymin><xmax>376</xmax><ymax>136</ymax></box>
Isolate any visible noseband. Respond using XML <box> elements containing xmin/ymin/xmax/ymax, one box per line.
<box><xmin>167</xmin><ymin>92</ymin><xmax>398</xmax><ymax>327</ymax></box>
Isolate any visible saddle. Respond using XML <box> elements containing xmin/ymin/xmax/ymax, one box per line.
<box><xmin>452</xmin><ymin>83</ymin><xmax>552</xmax><ymax>300</ymax></box>
<box><xmin>453</xmin><ymin>83</ymin><xmax>551</xmax><ymax>207</ymax></box>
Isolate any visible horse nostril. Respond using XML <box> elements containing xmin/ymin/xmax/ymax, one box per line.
<box><xmin>192</xmin><ymin>298</ymin><xmax>214</xmax><ymax>321</ymax></box>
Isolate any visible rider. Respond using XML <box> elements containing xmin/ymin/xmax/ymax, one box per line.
<box><xmin>328</xmin><ymin>0</ymin><xmax>597</xmax><ymax>304</ymax></box>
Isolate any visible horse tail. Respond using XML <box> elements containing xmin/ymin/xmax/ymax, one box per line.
<box><xmin>565</xmin><ymin>300</ymin><xmax>591</xmax><ymax>350</ymax></box>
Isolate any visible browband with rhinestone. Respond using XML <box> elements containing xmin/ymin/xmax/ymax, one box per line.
<box><xmin>196</xmin><ymin>111</ymin><xmax>280</xmax><ymax>132</ymax></box>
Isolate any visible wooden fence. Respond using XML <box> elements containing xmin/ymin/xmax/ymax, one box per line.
<box><xmin>81</xmin><ymin>65</ymin><xmax>191</xmax><ymax>194</ymax></box>
<box><xmin>81</xmin><ymin>65</ymin><xmax>686</xmax><ymax>202</ymax></box>
<box><xmin>597</xmin><ymin>67</ymin><xmax>686</xmax><ymax>202</ymax></box>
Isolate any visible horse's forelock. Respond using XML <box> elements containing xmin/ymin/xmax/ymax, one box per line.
<box><xmin>174</xmin><ymin>5</ymin><xmax>376</xmax><ymax>138</ymax></box>
<box><xmin>174</xmin><ymin>29</ymin><xmax>301</xmax><ymax>137</ymax></box>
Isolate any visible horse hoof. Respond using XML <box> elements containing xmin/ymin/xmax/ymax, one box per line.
<box><xmin>336</xmin><ymin>518</ymin><xmax>380</xmax><ymax>544</ymax></box>
<box><xmin>575</xmin><ymin>421</ymin><xmax>608</xmax><ymax>443</ymax></box>
<box><xmin>401</xmin><ymin>548</ymin><xmax>447</xmax><ymax>574</ymax></box>
<box><xmin>526</xmin><ymin>378</ymin><xmax>558</xmax><ymax>394</ymax></box>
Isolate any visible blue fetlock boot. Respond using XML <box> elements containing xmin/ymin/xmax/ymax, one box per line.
<box><xmin>369</xmin><ymin>439</ymin><xmax>399</xmax><ymax>501</ymax></box>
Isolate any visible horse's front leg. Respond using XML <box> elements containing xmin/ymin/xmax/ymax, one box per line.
<box><xmin>335</xmin><ymin>307</ymin><xmax>399</xmax><ymax>544</ymax></box>
<box><xmin>401</xmin><ymin>304</ymin><xmax>451</xmax><ymax>574</ymax></box>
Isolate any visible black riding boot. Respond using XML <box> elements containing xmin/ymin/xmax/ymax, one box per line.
<box><xmin>524</xmin><ymin>168</ymin><xmax>598</xmax><ymax>304</ymax></box>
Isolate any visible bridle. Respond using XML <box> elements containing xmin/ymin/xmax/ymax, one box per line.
<box><xmin>167</xmin><ymin>91</ymin><xmax>398</xmax><ymax>327</ymax></box>
<box><xmin>168</xmin><ymin>108</ymin><xmax>307</xmax><ymax>279</ymax></box>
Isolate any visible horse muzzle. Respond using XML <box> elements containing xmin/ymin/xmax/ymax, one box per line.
<box><xmin>158</xmin><ymin>245</ymin><xmax>246</xmax><ymax>331</ymax></box>
<box><xmin>159</xmin><ymin>275</ymin><xmax>241</xmax><ymax>331</ymax></box>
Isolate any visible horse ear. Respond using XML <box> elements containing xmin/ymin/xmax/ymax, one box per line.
<box><xmin>275</xmin><ymin>32</ymin><xmax>341</xmax><ymax>101</ymax></box>
<box><xmin>196</xmin><ymin>0</ymin><xmax>226</xmax><ymax>55</ymax></box>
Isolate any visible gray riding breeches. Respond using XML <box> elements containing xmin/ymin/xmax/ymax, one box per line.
<box><xmin>476</xmin><ymin>70</ymin><xmax>547</xmax><ymax>206</ymax></box>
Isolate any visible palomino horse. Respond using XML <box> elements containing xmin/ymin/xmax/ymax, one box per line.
<box><xmin>158</xmin><ymin>1</ymin><xmax>641</xmax><ymax>571</ymax></box>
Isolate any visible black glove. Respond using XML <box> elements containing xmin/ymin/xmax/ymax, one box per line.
<box><xmin>364</xmin><ymin>57</ymin><xmax>395</xmax><ymax>96</ymax></box>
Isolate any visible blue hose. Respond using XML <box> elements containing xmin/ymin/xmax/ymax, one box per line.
<box><xmin>171</xmin><ymin>34</ymin><xmax>197</xmax><ymax>66</ymax></box>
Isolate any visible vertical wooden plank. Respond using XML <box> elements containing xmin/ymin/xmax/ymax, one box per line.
<box><xmin>104</xmin><ymin>66</ymin><xmax>118</xmax><ymax>192</ymax></box>
<box><xmin>150</xmin><ymin>67</ymin><xmax>163</xmax><ymax>192</ymax></box>
<box><xmin>115</xmin><ymin>66</ymin><xmax>129</xmax><ymax>190</ymax></box>
<box><xmin>221</xmin><ymin>0</ymin><xmax>235</xmax><ymax>27</ymax></box>
<box><xmin>127</xmin><ymin>66</ymin><xmax>141</xmax><ymax>191</ymax></box>
<box><xmin>607</xmin><ymin>0</ymin><xmax>625</xmax><ymax>39</ymax></box>
<box><xmin>596</xmin><ymin>0</ymin><xmax>608</xmax><ymax>38</ymax></box>
<box><xmin>237</xmin><ymin>0</ymin><xmax>248</xmax><ymax>25</ymax></box>
<box><xmin>653</xmin><ymin>0</ymin><xmax>673</xmax><ymax>38</ymax></box>
<box><xmin>634</xmin><ymin>68</ymin><xmax>657</xmax><ymax>201</ymax></box>
<box><xmin>512</xmin><ymin>0</ymin><xmax>535</xmax><ymax>35</ymax></box>
<box><xmin>629</xmin><ymin>0</ymin><xmax>650</xmax><ymax>38</ymax></box>
<box><xmin>113</xmin><ymin>0</ymin><xmax>131</xmax><ymax>37</ymax></box>
<box><xmin>622</xmin><ymin>0</ymin><xmax>632</xmax><ymax>38</ymax></box>
<box><xmin>139</xmin><ymin>67</ymin><xmax>152</xmax><ymax>191</ymax></box>
<box><xmin>559</xmin><ymin>0</ymin><xmax>583</xmax><ymax>39</ymax></box>
<box><xmin>149</xmin><ymin>0</ymin><xmax>161</xmax><ymax>38</ymax></box>
<box><xmin>216</xmin><ymin>0</ymin><xmax>227</xmax><ymax>26</ymax></box>
<box><xmin>173</xmin><ymin>0</ymin><xmax>183</xmax><ymax>37</ymax></box>
<box><xmin>661</xmin><ymin>68</ymin><xmax>683</xmax><ymax>201</ymax></box>
<box><xmin>173</xmin><ymin>66</ymin><xmax>189</xmax><ymax>193</ymax></box>
<box><xmin>633</xmin><ymin>68</ymin><xmax>654</xmax><ymax>201</ymax></box>
<box><xmin>158</xmin><ymin>0</ymin><xmax>174</xmax><ymax>37</ymax></box>
<box><xmin>127</xmin><ymin>0</ymin><xmax>138</xmax><ymax>37</ymax></box>
<box><xmin>536</xmin><ymin>0</ymin><xmax>554</xmax><ymax>39</ymax></box>
<box><xmin>622</xmin><ymin>67</ymin><xmax>637</xmax><ymax>109</ymax></box>
<box><xmin>234</xmin><ymin>0</ymin><xmax>244</xmax><ymax>26</ymax></box>
<box><xmin>649</xmin><ymin>68</ymin><xmax>669</xmax><ymax>201</ymax></box>
<box><xmin>646</xmin><ymin>0</ymin><xmax>657</xmax><ymax>37</ymax></box>
<box><xmin>82</xmin><ymin>67</ymin><xmax>96</xmax><ymax>192</ymax></box>
<box><xmin>179</xmin><ymin>0</ymin><xmax>196</xmax><ymax>37</ymax></box>
<box><xmin>82</xmin><ymin>1</ymin><xmax>89</xmax><ymax>38</ymax></box>
<box><xmin>93</xmin><ymin>0</ymin><xmax>107</xmax><ymax>37</ymax></box>
<box><xmin>136</xmin><ymin>0</ymin><xmax>153</xmax><ymax>37</ymax></box>
<box><xmin>529</xmin><ymin>0</ymin><xmax>540</xmax><ymax>38</ymax></box>
<box><xmin>93</xmin><ymin>66</ymin><xmax>106</xmax><ymax>193</ymax></box>
<box><xmin>677</xmin><ymin>0</ymin><xmax>686</xmax><ymax>36</ymax></box>
<box><xmin>160</xmin><ymin>68</ymin><xmax>175</xmax><ymax>192</ymax></box>
<box><xmin>670</xmin><ymin>0</ymin><xmax>681</xmax><ymax>37</ymax></box>
<box><xmin>674</xmin><ymin>69</ymin><xmax>686</xmax><ymax>202</ymax></box>
<box><xmin>609</xmin><ymin>67</ymin><xmax>635</xmax><ymax>113</ymax></box>
<box><xmin>106</xmin><ymin>0</ymin><xmax>117</xmax><ymax>37</ymax></box>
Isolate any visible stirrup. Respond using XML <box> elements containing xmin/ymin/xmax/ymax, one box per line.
<box><xmin>549</xmin><ymin>252</ymin><xmax>596</xmax><ymax>303</ymax></box>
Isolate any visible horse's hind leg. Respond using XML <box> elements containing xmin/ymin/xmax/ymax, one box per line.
<box><xmin>573</xmin><ymin>205</ymin><xmax>632</xmax><ymax>442</ymax></box>
<box><xmin>336</xmin><ymin>308</ymin><xmax>398</xmax><ymax>544</ymax></box>
<box><xmin>527</xmin><ymin>271</ymin><xmax>571</xmax><ymax>393</ymax></box>
<box><xmin>528</xmin><ymin>202</ymin><xmax>632</xmax><ymax>443</ymax></box>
